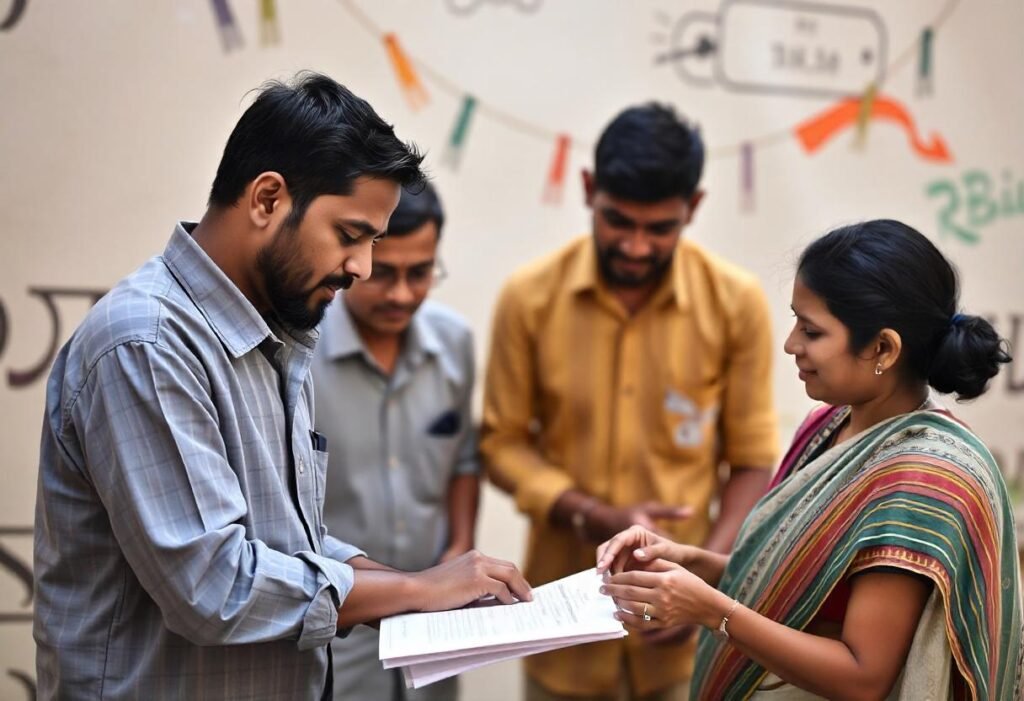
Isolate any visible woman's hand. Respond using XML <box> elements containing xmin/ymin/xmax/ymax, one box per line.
<box><xmin>600</xmin><ymin>560</ymin><xmax>731</xmax><ymax>633</ymax></box>
<box><xmin>596</xmin><ymin>525</ymin><xmax>685</xmax><ymax>575</ymax></box>
<box><xmin>596</xmin><ymin>525</ymin><xmax>727</xmax><ymax>586</ymax></box>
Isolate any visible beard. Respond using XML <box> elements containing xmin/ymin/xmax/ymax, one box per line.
<box><xmin>595</xmin><ymin>245</ymin><xmax>673</xmax><ymax>289</ymax></box>
<box><xmin>255</xmin><ymin>220</ymin><xmax>353</xmax><ymax>330</ymax></box>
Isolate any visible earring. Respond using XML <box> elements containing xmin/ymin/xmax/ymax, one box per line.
<box><xmin>874</xmin><ymin>363</ymin><xmax>884</xmax><ymax>376</ymax></box>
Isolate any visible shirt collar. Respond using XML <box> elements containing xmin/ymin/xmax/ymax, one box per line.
<box><xmin>320</xmin><ymin>297</ymin><xmax>364</xmax><ymax>361</ymax></box>
<box><xmin>320</xmin><ymin>297</ymin><xmax>449</xmax><ymax>373</ymax></box>
<box><xmin>161</xmin><ymin>222</ymin><xmax>317</xmax><ymax>358</ymax></box>
<box><xmin>568</xmin><ymin>236</ymin><xmax>691</xmax><ymax>312</ymax></box>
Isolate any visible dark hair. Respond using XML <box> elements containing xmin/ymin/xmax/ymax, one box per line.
<box><xmin>209</xmin><ymin>71</ymin><xmax>426</xmax><ymax>224</ymax></box>
<box><xmin>387</xmin><ymin>181</ymin><xmax>444</xmax><ymax>238</ymax></box>
<box><xmin>798</xmin><ymin>219</ymin><xmax>1011</xmax><ymax>400</ymax></box>
<box><xmin>593</xmin><ymin>103</ymin><xmax>704</xmax><ymax>202</ymax></box>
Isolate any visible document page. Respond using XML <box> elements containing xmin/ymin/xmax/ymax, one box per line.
<box><xmin>379</xmin><ymin>568</ymin><xmax>625</xmax><ymax>675</ymax></box>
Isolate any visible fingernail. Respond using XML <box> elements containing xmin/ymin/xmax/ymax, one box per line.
<box><xmin>635</xmin><ymin>549</ymin><xmax>645</xmax><ymax>558</ymax></box>
<box><xmin>599</xmin><ymin>586</ymin><xmax>608</xmax><ymax>595</ymax></box>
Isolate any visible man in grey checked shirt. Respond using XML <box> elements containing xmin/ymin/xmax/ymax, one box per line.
<box><xmin>313</xmin><ymin>182</ymin><xmax>480</xmax><ymax>701</ymax></box>
<box><xmin>33</xmin><ymin>72</ymin><xmax>531</xmax><ymax>701</ymax></box>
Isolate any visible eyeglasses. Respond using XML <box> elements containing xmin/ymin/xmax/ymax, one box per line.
<box><xmin>363</xmin><ymin>259</ymin><xmax>448</xmax><ymax>291</ymax></box>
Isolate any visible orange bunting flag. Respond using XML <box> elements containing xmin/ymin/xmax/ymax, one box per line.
<box><xmin>259</xmin><ymin>0</ymin><xmax>281</xmax><ymax>46</ymax></box>
<box><xmin>384</xmin><ymin>33</ymin><xmax>428</xmax><ymax>110</ymax></box>
<box><xmin>794</xmin><ymin>93</ymin><xmax>952</xmax><ymax>163</ymax></box>
<box><xmin>542</xmin><ymin>134</ymin><xmax>571</xmax><ymax>204</ymax></box>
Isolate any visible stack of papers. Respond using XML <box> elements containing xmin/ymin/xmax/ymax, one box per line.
<box><xmin>379</xmin><ymin>568</ymin><xmax>626</xmax><ymax>688</ymax></box>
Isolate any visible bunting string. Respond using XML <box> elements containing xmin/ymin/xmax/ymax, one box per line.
<box><xmin>337</xmin><ymin>0</ymin><xmax>960</xmax><ymax>164</ymax></box>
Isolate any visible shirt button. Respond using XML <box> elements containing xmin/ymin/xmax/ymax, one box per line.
<box><xmin>298</xmin><ymin>458</ymin><xmax>305</xmax><ymax>474</ymax></box>
<box><xmin>389</xmin><ymin>456</ymin><xmax>399</xmax><ymax>470</ymax></box>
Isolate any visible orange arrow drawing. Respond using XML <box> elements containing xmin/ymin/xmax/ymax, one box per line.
<box><xmin>794</xmin><ymin>94</ymin><xmax>952</xmax><ymax>163</ymax></box>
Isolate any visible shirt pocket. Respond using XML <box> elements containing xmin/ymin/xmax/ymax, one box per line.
<box><xmin>406</xmin><ymin>434</ymin><xmax>458</xmax><ymax>505</ymax></box>
<box><xmin>653</xmin><ymin>379</ymin><xmax>723</xmax><ymax>459</ymax></box>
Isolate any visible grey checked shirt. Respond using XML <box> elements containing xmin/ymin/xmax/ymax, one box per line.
<box><xmin>34</xmin><ymin>223</ymin><xmax>364</xmax><ymax>701</ymax></box>
<box><xmin>311</xmin><ymin>298</ymin><xmax>479</xmax><ymax>701</ymax></box>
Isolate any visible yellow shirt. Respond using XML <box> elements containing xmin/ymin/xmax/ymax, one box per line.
<box><xmin>481</xmin><ymin>236</ymin><xmax>779</xmax><ymax>696</ymax></box>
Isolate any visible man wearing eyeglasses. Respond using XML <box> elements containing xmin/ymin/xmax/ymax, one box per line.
<box><xmin>311</xmin><ymin>182</ymin><xmax>479</xmax><ymax>701</ymax></box>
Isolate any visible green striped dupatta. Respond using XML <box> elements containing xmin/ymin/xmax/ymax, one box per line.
<box><xmin>691</xmin><ymin>407</ymin><xmax>1023</xmax><ymax>700</ymax></box>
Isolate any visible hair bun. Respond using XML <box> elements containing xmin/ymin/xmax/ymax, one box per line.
<box><xmin>928</xmin><ymin>314</ymin><xmax>1012</xmax><ymax>400</ymax></box>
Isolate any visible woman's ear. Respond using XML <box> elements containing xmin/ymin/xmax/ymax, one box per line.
<box><xmin>873</xmin><ymin>328</ymin><xmax>904</xmax><ymax>374</ymax></box>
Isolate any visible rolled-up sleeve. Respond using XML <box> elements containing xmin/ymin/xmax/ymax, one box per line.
<box><xmin>72</xmin><ymin>340</ymin><xmax>349</xmax><ymax>649</ymax></box>
<box><xmin>321</xmin><ymin>535</ymin><xmax>366</xmax><ymax>566</ymax></box>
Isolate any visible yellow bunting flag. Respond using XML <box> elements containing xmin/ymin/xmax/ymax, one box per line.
<box><xmin>542</xmin><ymin>134</ymin><xmax>571</xmax><ymax>204</ymax></box>
<box><xmin>384</xmin><ymin>33</ymin><xmax>428</xmax><ymax>110</ymax></box>
<box><xmin>853</xmin><ymin>82</ymin><xmax>878</xmax><ymax>150</ymax></box>
<box><xmin>260</xmin><ymin>0</ymin><xmax>281</xmax><ymax>45</ymax></box>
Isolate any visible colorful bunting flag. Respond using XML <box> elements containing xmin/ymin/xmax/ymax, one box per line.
<box><xmin>384</xmin><ymin>33</ymin><xmax>429</xmax><ymax>110</ymax></box>
<box><xmin>260</xmin><ymin>0</ymin><xmax>281</xmax><ymax>45</ymax></box>
<box><xmin>209</xmin><ymin>0</ymin><xmax>243</xmax><ymax>52</ymax></box>
<box><xmin>917</xmin><ymin>27</ymin><xmax>934</xmax><ymax>97</ymax></box>
<box><xmin>854</xmin><ymin>82</ymin><xmax>878</xmax><ymax>149</ymax></box>
<box><xmin>740</xmin><ymin>142</ymin><xmax>754</xmax><ymax>213</ymax></box>
<box><xmin>542</xmin><ymin>134</ymin><xmax>571</xmax><ymax>204</ymax></box>
<box><xmin>443</xmin><ymin>95</ymin><xmax>478</xmax><ymax>169</ymax></box>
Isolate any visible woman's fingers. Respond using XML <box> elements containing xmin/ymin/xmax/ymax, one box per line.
<box><xmin>601</xmin><ymin>581</ymin><xmax>655</xmax><ymax>604</ymax></box>
<box><xmin>596</xmin><ymin>526</ymin><xmax>648</xmax><ymax>573</ymax></box>
<box><xmin>633</xmin><ymin>542</ymin><xmax>676</xmax><ymax>563</ymax></box>
<box><xmin>606</xmin><ymin>569</ymin><xmax>664</xmax><ymax>588</ymax></box>
<box><xmin>612</xmin><ymin>599</ymin><xmax>663</xmax><ymax>631</ymax></box>
<box><xmin>635</xmin><ymin>557</ymin><xmax>679</xmax><ymax>573</ymax></box>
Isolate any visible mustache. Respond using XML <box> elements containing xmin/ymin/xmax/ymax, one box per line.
<box><xmin>607</xmin><ymin>249</ymin><xmax>658</xmax><ymax>265</ymax></box>
<box><xmin>319</xmin><ymin>274</ymin><xmax>354</xmax><ymax>291</ymax></box>
<box><xmin>373</xmin><ymin>303</ymin><xmax>418</xmax><ymax>315</ymax></box>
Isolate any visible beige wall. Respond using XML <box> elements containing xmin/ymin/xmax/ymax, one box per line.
<box><xmin>1</xmin><ymin>2</ymin><xmax>1022</xmax><ymax>699</ymax></box>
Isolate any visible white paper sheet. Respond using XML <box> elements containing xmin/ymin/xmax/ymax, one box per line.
<box><xmin>379</xmin><ymin>568</ymin><xmax>626</xmax><ymax>688</ymax></box>
<box><xmin>401</xmin><ymin>632</ymin><xmax>623</xmax><ymax>688</ymax></box>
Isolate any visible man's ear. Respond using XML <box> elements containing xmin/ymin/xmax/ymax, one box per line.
<box><xmin>684</xmin><ymin>189</ymin><xmax>706</xmax><ymax>225</ymax></box>
<box><xmin>582</xmin><ymin>169</ymin><xmax>596</xmax><ymax>208</ymax></box>
<box><xmin>247</xmin><ymin>172</ymin><xmax>290</xmax><ymax>229</ymax></box>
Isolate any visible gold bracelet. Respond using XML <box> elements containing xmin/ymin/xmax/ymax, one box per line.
<box><xmin>713</xmin><ymin>598</ymin><xmax>741</xmax><ymax>642</ymax></box>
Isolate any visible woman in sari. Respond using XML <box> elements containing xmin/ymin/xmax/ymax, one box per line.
<box><xmin>597</xmin><ymin>220</ymin><xmax>1023</xmax><ymax>700</ymax></box>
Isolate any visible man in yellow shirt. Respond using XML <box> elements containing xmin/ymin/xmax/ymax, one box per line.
<box><xmin>481</xmin><ymin>104</ymin><xmax>779</xmax><ymax>700</ymax></box>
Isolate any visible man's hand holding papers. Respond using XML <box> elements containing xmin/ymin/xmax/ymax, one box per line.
<box><xmin>379</xmin><ymin>568</ymin><xmax>625</xmax><ymax>689</ymax></box>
